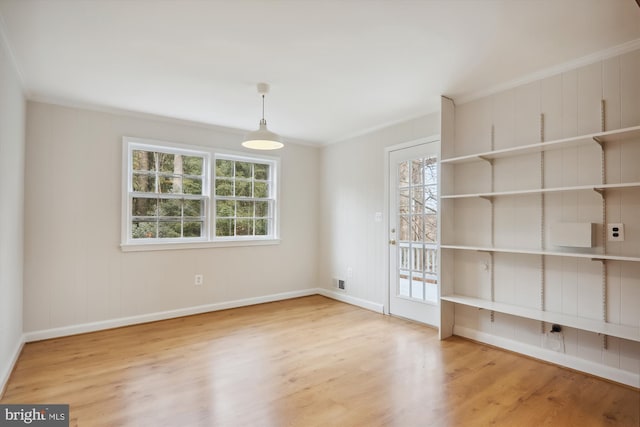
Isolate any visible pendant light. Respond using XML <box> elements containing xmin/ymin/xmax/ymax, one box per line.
<box><xmin>242</xmin><ymin>83</ymin><xmax>284</xmax><ymax>150</ymax></box>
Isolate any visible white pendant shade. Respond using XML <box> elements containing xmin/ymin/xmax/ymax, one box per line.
<box><xmin>242</xmin><ymin>83</ymin><xmax>284</xmax><ymax>150</ymax></box>
<box><xmin>242</xmin><ymin>121</ymin><xmax>284</xmax><ymax>150</ymax></box>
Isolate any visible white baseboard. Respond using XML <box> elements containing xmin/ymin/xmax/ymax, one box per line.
<box><xmin>24</xmin><ymin>288</ymin><xmax>318</xmax><ymax>342</ymax></box>
<box><xmin>0</xmin><ymin>334</ymin><xmax>25</xmax><ymax>398</ymax></box>
<box><xmin>316</xmin><ymin>288</ymin><xmax>385</xmax><ymax>314</ymax></box>
<box><xmin>23</xmin><ymin>288</ymin><xmax>384</xmax><ymax>343</ymax></box>
<box><xmin>453</xmin><ymin>326</ymin><xmax>640</xmax><ymax>389</ymax></box>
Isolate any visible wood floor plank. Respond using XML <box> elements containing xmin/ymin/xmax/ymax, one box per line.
<box><xmin>2</xmin><ymin>296</ymin><xmax>638</xmax><ymax>426</ymax></box>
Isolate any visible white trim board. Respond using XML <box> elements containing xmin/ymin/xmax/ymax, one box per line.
<box><xmin>317</xmin><ymin>288</ymin><xmax>385</xmax><ymax>314</ymax></box>
<box><xmin>0</xmin><ymin>335</ymin><xmax>25</xmax><ymax>399</ymax></box>
<box><xmin>23</xmin><ymin>288</ymin><xmax>384</xmax><ymax>343</ymax></box>
<box><xmin>453</xmin><ymin>326</ymin><xmax>640</xmax><ymax>389</ymax></box>
<box><xmin>24</xmin><ymin>289</ymin><xmax>318</xmax><ymax>342</ymax></box>
<box><xmin>26</xmin><ymin>97</ymin><xmax>321</xmax><ymax>148</ymax></box>
<box><xmin>454</xmin><ymin>38</ymin><xmax>640</xmax><ymax>106</ymax></box>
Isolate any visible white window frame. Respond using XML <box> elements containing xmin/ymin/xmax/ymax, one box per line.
<box><xmin>213</xmin><ymin>152</ymin><xmax>279</xmax><ymax>242</ymax></box>
<box><xmin>121</xmin><ymin>137</ymin><xmax>280</xmax><ymax>252</ymax></box>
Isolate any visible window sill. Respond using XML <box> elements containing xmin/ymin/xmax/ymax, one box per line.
<box><xmin>121</xmin><ymin>238</ymin><xmax>281</xmax><ymax>252</ymax></box>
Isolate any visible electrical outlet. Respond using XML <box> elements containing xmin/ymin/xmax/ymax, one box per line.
<box><xmin>607</xmin><ymin>223</ymin><xmax>625</xmax><ymax>242</ymax></box>
<box><xmin>347</xmin><ymin>267</ymin><xmax>353</xmax><ymax>279</ymax></box>
<box><xmin>194</xmin><ymin>274</ymin><xmax>204</xmax><ymax>286</ymax></box>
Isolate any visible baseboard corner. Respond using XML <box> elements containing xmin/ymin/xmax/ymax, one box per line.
<box><xmin>0</xmin><ymin>334</ymin><xmax>25</xmax><ymax>399</ymax></box>
<box><xmin>316</xmin><ymin>288</ymin><xmax>385</xmax><ymax>314</ymax></box>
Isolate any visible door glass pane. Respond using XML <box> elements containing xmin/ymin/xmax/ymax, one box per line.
<box><xmin>399</xmin><ymin>270</ymin><xmax>410</xmax><ymax>296</ymax></box>
<box><xmin>399</xmin><ymin>215</ymin><xmax>410</xmax><ymax>241</ymax></box>
<box><xmin>411</xmin><ymin>160</ymin><xmax>423</xmax><ymax>185</ymax></box>
<box><xmin>411</xmin><ymin>272</ymin><xmax>424</xmax><ymax>299</ymax></box>
<box><xmin>399</xmin><ymin>190</ymin><xmax>410</xmax><ymax>214</ymax></box>
<box><xmin>411</xmin><ymin>187</ymin><xmax>424</xmax><ymax>214</ymax></box>
<box><xmin>398</xmin><ymin>161</ymin><xmax>410</xmax><ymax>187</ymax></box>
<box><xmin>395</xmin><ymin>155</ymin><xmax>438</xmax><ymax>302</ymax></box>
<box><xmin>411</xmin><ymin>216</ymin><xmax>423</xmax><ymax>242</ymax></box>
<box><xmin>411</xmin><ymin>245</ymin><xmax>423</xmax><ymax>271</ymax></box>
<box><xmin>399</xmin><ymin>245</ymin><xmax>410</xmax><ymax>269</ymax></box>
<box><xmin>424</xmin><ymin>157</ymin><xmax>437</xmax><ymax>185</ymax></box>
<box><xmin>425</xmin><ymin>184</ymin><xmax>437</xmax><ymax>213</ymax></box>
<box><xmin>424</xmin><ymin>214</ymin><xmax>437</xmax><ymax>243</ymax></box>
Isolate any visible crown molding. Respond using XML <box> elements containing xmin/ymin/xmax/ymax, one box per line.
<box><xmin>27</xmin><ymin>95</ymin><xmax>322</xmax><ymax>148</ymax></box>
<box><xmin>456</xmin><ymin>38</ymin><xmax>640</xmax><ymax>106</ymax></box>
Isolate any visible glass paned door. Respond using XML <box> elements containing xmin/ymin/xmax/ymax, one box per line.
<box><xmin>389</xmin><ymin>141</ymin><xmax>439</xmax><ymax>326</ymax></box>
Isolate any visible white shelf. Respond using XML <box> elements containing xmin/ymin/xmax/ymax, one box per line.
<box><xmin>441</xmin><ymin>125</ymin><xmax>640</xmax><ymax>165</ymax></box>
<box><xmin>440</xmin><ymin>244</ymin><xmax>640</xmax><ymax>262</ymax></box>
<box><xmin>441</xmin><ymin>294</ymin><xmax>640</xmax><ymax>342</ymax></box>
<box><xmin>441</xmin><ymin>182</ymin><xmax>640</xmax><ymax>199</ymax></box>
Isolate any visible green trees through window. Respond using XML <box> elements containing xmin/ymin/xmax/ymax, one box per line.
<box><xmin>124</xmin><ymin>138</ymin><xmax>278</xmax><ymax>245</ymax></box>
<box><xmin>130</xmin><ymin>149</ymin><xmax>206</xmax><ymax>239</ymax></box>
<box><xmin>214</xmin><ymin>158</ymin><xmax>272</xmax><ymax>238</ymax></box>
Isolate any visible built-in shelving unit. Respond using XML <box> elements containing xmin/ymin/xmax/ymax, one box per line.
<box><xmin>439</xmin><ymin>93</ymin><xmax>640</xmax><ymax>355</ymax></box>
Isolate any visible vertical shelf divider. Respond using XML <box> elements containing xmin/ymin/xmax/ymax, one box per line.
<box><xmin>540</xmin><ymin>112</ymin><xmax>546</xmax><ymax>334</ymax></box>
<box><xmin>490</xmin><ymin>124</ymin><xmax>495</xmax><ymax>322</ymax></box>
<box><xmin>600</xmin><ymin>99</ymin><xmax>608</xmax><ymax>350</ymax></box>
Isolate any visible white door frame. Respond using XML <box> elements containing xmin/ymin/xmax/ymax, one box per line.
<box><xmin>383</xmin><ymin>135</ymin><xmax>441</xmax><ymax>318</ymax></box>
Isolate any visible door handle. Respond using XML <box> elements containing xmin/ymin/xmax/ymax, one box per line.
<box><xmin>389</xmin><ymin>239</ymin><xmax>396</xmax><ymax>245</ymax></box>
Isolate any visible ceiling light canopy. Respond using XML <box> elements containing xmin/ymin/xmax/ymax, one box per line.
<box><xmin>242</xmin><ymin>83</ymin><xmax>283</xmax><ymax>150</ymax></box>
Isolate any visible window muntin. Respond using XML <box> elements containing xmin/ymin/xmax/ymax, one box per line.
<box><xmin>123</xmin><ymin>138</ymin><xmax>279</xmax><ymax>249</ymax></box>
<box><xmin>214</xmin><ymin>156</ymin><xmax>275</xmax><ymax>238</ymax></box>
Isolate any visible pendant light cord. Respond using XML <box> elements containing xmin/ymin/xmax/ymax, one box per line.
<box><xmin>261</xmin><ymin>94</ymin><xmax>266</xmax><ymax>125</ymax></box>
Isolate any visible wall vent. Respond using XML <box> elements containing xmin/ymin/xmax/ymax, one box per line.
<box><xmin>333</xmin><ymin>278</ymin><xmax>346</xmax><ymax>291</ymax></box>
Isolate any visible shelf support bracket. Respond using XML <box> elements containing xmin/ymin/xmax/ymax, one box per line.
<box><xmin>478</xmin><ymin>156</ymin><xmax>494</xmax><ymax>166</ymax></box>
<box><xmin>479</xmin><ymin>195</ymin><xmax>494</xmax><ymax>203</ymax></box>
<box><xmin>592</xmin><ymin>136</ymin><xmax>605</xmax><ymax>149</ymax></box>
<box><xmin>593</xmin><ymin>188</ymin><xmax>606</xmax><ymax>199</ymax></box>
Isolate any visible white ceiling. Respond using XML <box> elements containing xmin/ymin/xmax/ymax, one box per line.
<box><xmin>0</xmin><ymin>0</ymin><xmax>639</xmax><ymax>144</ymax></box>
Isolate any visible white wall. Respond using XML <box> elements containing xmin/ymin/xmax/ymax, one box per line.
<box><xmin>318</xmin><ymin>115</ymin><xmax>440</xmax><ymax>308</ymax></box>
<box><xmin>0</xmin><ymin>37</ymin><xmax>25</xmax><ymax>392</ymax></box>
<box><xmin>23</xmin><ymin>102</ymin><xmax>320</xmax><ymax>334</ymax></box>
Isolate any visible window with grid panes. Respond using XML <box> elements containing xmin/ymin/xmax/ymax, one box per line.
<box><xmin>127</xmin><ymin>143</ymin><xmax>209</xmax><ymax>241</ymax></box>
<box><xmin>123</xmin><ymin>138</ymin><xmax>278</xmax><ymax>249</ymax></box>
<box><xmin>214</xmin><ymin>155</ymin><xmax>275</xmax><ymax>238</ymax></box>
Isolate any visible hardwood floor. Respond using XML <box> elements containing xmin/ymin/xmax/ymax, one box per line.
<box><xmin>2</xmin><ymin>296</ymin><xmax>638</xmax><ymax>426</ymax></box>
